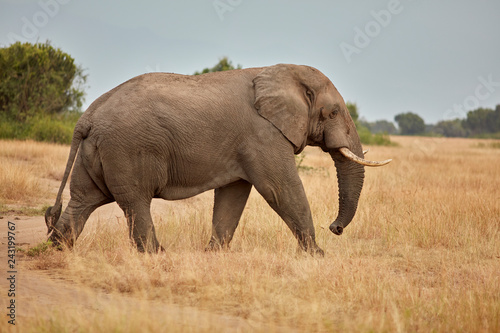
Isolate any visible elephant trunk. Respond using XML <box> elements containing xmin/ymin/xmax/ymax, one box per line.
<box><xmin>329</xmin><ymin>150</ymin><xmax>365</xmax><ymax>235</ymax></box>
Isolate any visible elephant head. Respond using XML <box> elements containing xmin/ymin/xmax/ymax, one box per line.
<box><xmin>254</xmin><ymin>64</ymin><xmax>390</xmax><ymax>236</ymax></box>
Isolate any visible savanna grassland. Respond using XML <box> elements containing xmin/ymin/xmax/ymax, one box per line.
<box><xmin>1</xmin><ymin>136</ymin><xmax>499</xmax><ymax>332</ymax></box>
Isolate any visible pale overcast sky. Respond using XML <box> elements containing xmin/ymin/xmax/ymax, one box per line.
<box><xmin>1</xmin><ymin>0</ymin><xmax>499</xmax><ymax>123</ymax></box>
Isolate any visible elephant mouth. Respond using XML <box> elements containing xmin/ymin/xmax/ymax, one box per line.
<box><xmin>338</xmin><ymin>147</ymin><xmax>392</xmax><ymax>167</ymax></box>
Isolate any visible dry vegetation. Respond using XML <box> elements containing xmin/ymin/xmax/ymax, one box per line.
<box><xmin>0</xmin><ymin>140</ymin><xmax>67</xmax><ymax>206</ymax></box>
<box><xmin>1</xmin><ymin>136</ymin><xmax>499</xmax><ymax>332</ymax></box>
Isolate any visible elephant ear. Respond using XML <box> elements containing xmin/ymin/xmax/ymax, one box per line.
<box><xmin>253</xmin><ymin>64</ymin><xmax>310</xmax><ymax>150</ymax></box>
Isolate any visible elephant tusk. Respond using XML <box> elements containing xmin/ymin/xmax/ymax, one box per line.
<box><xmin>363</xmin><ymin>148</ymin><xmax>369</xmax><ymax>155</ymax></box>
<box><xmin>339</xmin><ymin>147</ymin><xmax>392</xmax><ymax>167</ymax></box>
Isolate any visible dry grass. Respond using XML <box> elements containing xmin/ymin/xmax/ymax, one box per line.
<box><xmin>6</xmin><ymin>136</ymin><xmax>500</xmax><ymax>332</ymax></box>
<box><xmin>0</xmin><ymin>140</ymin><xmax>68</xmax><ymax>206</ymax></box>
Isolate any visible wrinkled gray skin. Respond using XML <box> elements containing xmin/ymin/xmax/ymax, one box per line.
<box><xmin>45</xmin><ymin>64</ymin><xmax>366</xmax><ymax>255</ymax></box>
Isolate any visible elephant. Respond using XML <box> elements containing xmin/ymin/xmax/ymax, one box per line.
<box><xmin>45</xmin><ymin>64</ymin><xmax>391</xmax><ymax>255</ymax></box>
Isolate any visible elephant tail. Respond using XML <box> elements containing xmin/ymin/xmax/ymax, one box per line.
<box><xmin>45</xmin><ymin>117</ymin><xmax>91</xmax><ymax>234</ymax></box>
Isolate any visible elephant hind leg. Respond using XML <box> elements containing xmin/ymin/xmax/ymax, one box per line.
<box><xmin>119</xmin><ymin>200</ymin><xmax>161</xmax><ymax>253</ymax></box>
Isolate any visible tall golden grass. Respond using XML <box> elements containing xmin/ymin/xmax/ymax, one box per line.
<box><xmin>0</xmin><ymin>140</ymin><xmax>68</xmax><ymax>205</ymax></box>
<box><xmin>3</xmin><ymin>136</ymin><xmax>500</xmax><ymax>332</ymax></box>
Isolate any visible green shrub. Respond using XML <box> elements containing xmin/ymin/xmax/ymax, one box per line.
<box><xmin>371</xmin><ymin>132</ymin><xmax>395</xmax><ymax>146</ymax></box>
<box><xmin>472</xmin><ymin>132</ymin><xmax>500</xmax><ymax>140</ymax></box>
<box><xmin>474</xmin><ymin>141</ymin><xmax>500</xmax><ymax>149</ymax></box>
<box><xmin>29</xmin><ymin>115</ymin><xmax>74</xmax><ymax>144</ymax></box>
<box><xmin>0</xmin><ymin>112</ymin><xmax>79</xmax><ymax>144</ymax></box>
<box><xmin>27</xmin><ymin>241</ymin><xmax>54</xmax><ymax>256</ymax></box>
<box><xmin>357</xmin><ymin>124</ymin><xmax>395</xmax><ymax>146</ymax></box>
<box><xmin>357</xmin><ymin>124</ymin><xmax>373</xmax><ymax>144</ymax></box>
<box><xmin>295</xmin><ymin>152</ymin><xmax>314</xmax><ymax>172</ymax></box>
<box><xmin>0</xmin><ymin>118</ymin><xmax>19</xmax><ymax>139</ymax></box>
<box><xmin>0</xmin><ymin>115</ymin><xmax>29</xmax><ymax>140</ymax></box>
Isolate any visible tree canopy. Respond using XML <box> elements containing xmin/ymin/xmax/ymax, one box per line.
<box><xmin>193</xmin><ymin>57</ymin><xmax>242</xmax><ymax>75</ymax></box>
<box><xmin>462</xmin><ymin>106</ymin><xmax>500</xmax><ymax>136</ymax></box>
<box><xmin>394</xmin><ymin>112</ymin><xmax>426</xmax><ymax>135</ymax></box>
<box><xmin>346</xmin><ymin>102</ymin><xmax>393</xmax><ymax>145</ymax></box>
<box><xmin>346</xmin><ymin>102</ymin><xmax>359</xmax><ymax>123</ymax></box>
<box><xmin>360</xmin><ymin>119</ymin><xmax>397</xmax><ymax>135</ymax></box>
<box><xmin>433</xmin><ymin>119</ymin><xmax>467</xmax><ymax>138</ymax></box>
<box><xmin>0</xmin><ymin>41</ymin><xmax>87</xmax><ymax>122</ymax></box>
<box><xmin>415</xmin><ymin>105</ymin><xmax>500</xmax><ymax>138</ymax></box>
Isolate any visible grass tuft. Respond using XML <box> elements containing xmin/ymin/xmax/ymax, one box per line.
<box><xmin>473</xmin><ymin>141</ymin><xmax>500</xmax><ymax>149</ymax></box>
<box><xmin>26</xmin><ymin>241</ymin><xmax>55</xmax><ymax>257</ymax></box>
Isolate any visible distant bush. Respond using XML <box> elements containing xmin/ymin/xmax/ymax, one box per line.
<box><xmin>346</xmin><ymin>102</ymin><xmax>395</xmax><ymax>146</ymax></box>
<box><xmin>194</xmin><ymin>57</ymin><xmax>242</xmax><ymax>75</ymax></box>
<box><xmin>0</xmin><ymin>118</ymin><xmax>22</xmax><ymax>139</ymax></box>
<box><xmin>30</xmin><ymin>114</ymin><xmax>77</xmax><ymax>143</ymax></box>
<box><xmin>0</xmin><ymin>112</ymin><xmax>78</xmax><ymax>144</ymax></box>
<box><xmin>394</xmin><ymin>112</ymin><xmax>426</xmax><ymax>135</ymax></box>
<box><xmin>357</xmin><ymin>124</ymin><xmax>395</xmax><ymax>146</ymax></box>
<box><xmin>474</xmin><ymin>141</ymin><xmax>500</xmax><ymax>149</ymax></box>
<box><xmin>399</xmin><ymin>105</ymin><xmax>500</xmax><ymax>138</ymax></box>
<box><xmin>360</xmin><ymin>119</ymin><xmax>397</xmax><ymax>135</ymax></box>
<box><xmin>471</xmin><ymin>132</ymin><xmax>500</xmax><ymax>140</ymax></box>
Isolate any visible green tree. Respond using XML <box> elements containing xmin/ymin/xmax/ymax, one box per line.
<box><xmin>360</xmin><ymin>119</ymin><xmax>397</xmax><ymax>134</ymax></box>
<box><xmin>463</xmin><ymin>107</ymin><xmax>491</xmax><ymax>135</ymax></box>
<box><xmin>0</xmin><ymin>41</ymin><xmax>87</xmax><ymax>122</ymax></box>
<box><xmin>346</xmin><ymin>102</ymin><xmax>359</xmax><ymax>123</ymax></box>
<box><xmin>492</xmin><ymin>105</ymin><xmax>500</xmax><ymax>134</ymax></box>
<box><xmin>347</xmin><ymin>103</ymin><xmax>393</xmax><ymax>146</ymax></box>
<box><xmin>434</xmin><ymin>119</ymin><xmax>466</xmax><ymax>137</ymax></box>
<box><xmin>394</xmin><ymin>112</ymin><xmax>426</xmax><ymax>135</ymax></box>
<box><xmin>463</xmin><ymin>106</ymin><xmax>500</xmax><ymax>136</ymax></box>
<box><xmin>194</xmin><ymin>57</ymin><xmax>242</xmax><ymax>75</ymax></box>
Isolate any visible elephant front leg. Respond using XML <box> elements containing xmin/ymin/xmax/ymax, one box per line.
<box><xmin>246</xmin><ymin>156</ymin><xmax>324</xmax><ymax>256</ymax></box>
<box><xmin>206</xmin><ymin>180</ymin><xmax>252</xmax><ymax>250</ymax></box>
<box><xmin>260</xmin><ymin>182</ymin><xmax>324</xmax><ymax>256</ymax></box>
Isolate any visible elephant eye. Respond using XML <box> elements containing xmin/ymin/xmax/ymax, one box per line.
<box><xmin>329</xmin><ymin>108</ymin><xmax>339</xmax><ymax>119</ymax></box>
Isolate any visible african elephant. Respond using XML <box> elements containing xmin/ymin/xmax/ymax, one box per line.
<box><xmin>45</xmin><ymin>64</ymin><xmax>391</xmax><ymax>255</ymax></box>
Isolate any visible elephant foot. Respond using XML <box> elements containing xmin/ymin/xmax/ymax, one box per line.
<box><xmin>133</xmin><ymin>236</ymin><xmax>162</xmax><ymax>254</ymax></box>
<box><xmin>298</xmin><ymin>236</ymin><xmax>325</xmax><ymax>257</ymax></box>
<box><xmin>311</xmin><ymin>246</ymin><xmax>325</xmax><ymax>257</ymax></box>
<box><xmin>296</xmin><ymin>244</ymin><xmax>324</xmax><ymax>257</ymax></box>
<box><xmin>205</xmin><ymin>237</ymin><xmax>229</xmax><ymax>252</ymax></box>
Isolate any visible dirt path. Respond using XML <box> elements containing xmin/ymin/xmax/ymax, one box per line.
<box><xmin>0</xmin><ymin>213</ymin><xmax>292</xmax><ymax>332</ymax></box>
